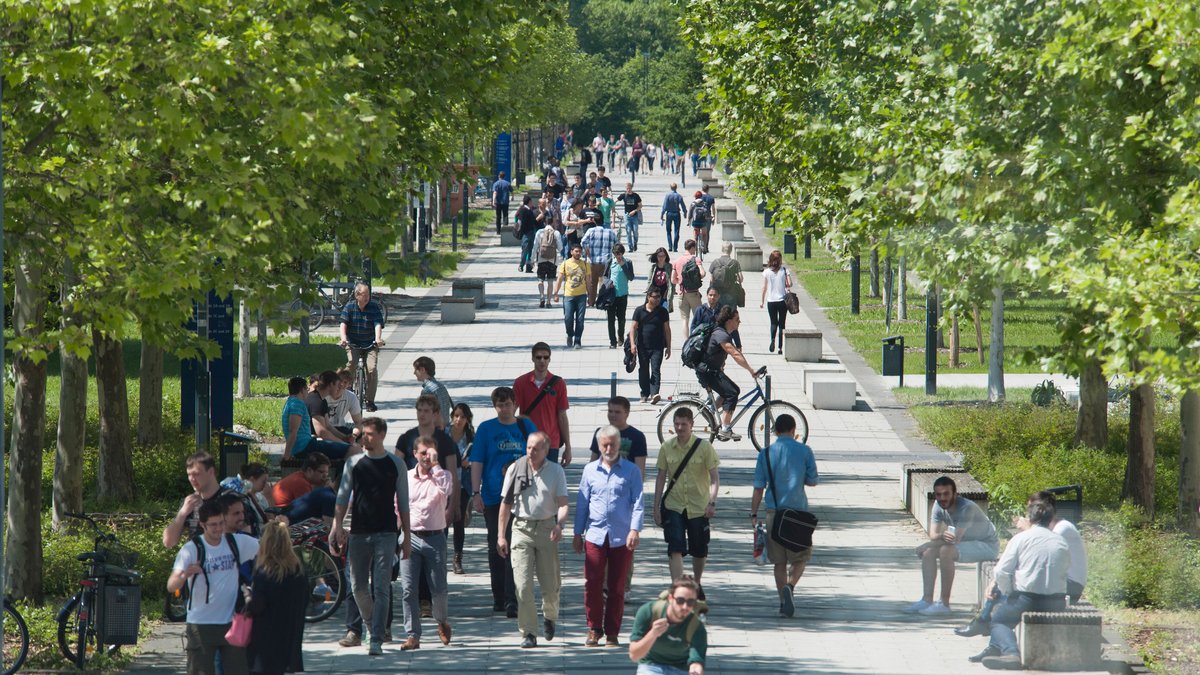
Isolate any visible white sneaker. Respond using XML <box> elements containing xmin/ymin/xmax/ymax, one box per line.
<box><xmin>919</xmin><ymin>602</ymin><xmax>951</xmax><ymax>616</ymax></box>
<box><xmin>903</xmin><ymin>599</ymin><xmax>932</xmax><ymax>614</ymax></box>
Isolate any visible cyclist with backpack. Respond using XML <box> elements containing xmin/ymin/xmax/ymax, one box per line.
<box><xmin>696</xmin><ymin>306</ymin><xmax>759</xmax><ymax>441</ymax></box>
<box><xmin>672</xmin><ymin>240</ymin><xmax>707</xmax><ymax>339</ymax></box>
<box><xmin>686</xmin><ymin>191</ymin><xmax>712</xmax><ymax>256</ymax></box>
<box><xmin>628</xmin><ymin>576</ymin><xmax>708</xmax><ymax>675</ymax></box>
<box><xmin>660</xmin><ymin>183</ymin><xmax>687</xmax><ymax>252</ymax></box>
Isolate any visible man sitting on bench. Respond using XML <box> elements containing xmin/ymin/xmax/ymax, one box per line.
<box><xmin>904</xmin><ymin>476</ymin><xmax>998</xmax><ymax>616</ymax></box>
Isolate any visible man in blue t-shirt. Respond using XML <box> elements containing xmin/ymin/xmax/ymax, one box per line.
<box><xmin>751</xmin><ymin>414</ymin><xmax>819</xmax><ymax>618</ymax></box>
<box><xmin>492</xmin><ymin>171</ymin><xmax>513</xmax><ymax>234</ymax></box>
<box><xmin>471</xmin><ymin>387</ymin><xmax>537</xmax><ymax>617</ymax></box>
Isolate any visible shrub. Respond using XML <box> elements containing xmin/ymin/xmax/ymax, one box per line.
<box><xmin>1086</xmin><ymin>506</ymin><xmax>1200</xmax><ymax>610</ymax></box>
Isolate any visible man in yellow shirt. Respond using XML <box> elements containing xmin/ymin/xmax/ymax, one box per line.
<box><xmin>553</xmin><ymin>244</ymin><xmax>591</xmax><ymax>349</ymax></box>
<box><xmin>653</xmin><ymin>407</ymin><xmax>720</xmax><ymax>597</ymax></box>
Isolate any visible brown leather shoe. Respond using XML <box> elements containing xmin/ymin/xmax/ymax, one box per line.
<box><xmin>438</xmin><ymin>622</ymin><xmax>452</xmax><ymax>646</ymax></box>
<box><xmin>606</xmin><ymin>634</ymin><xmax>620</xmax><ymax>647</ymax></box>
<box><xmin>585</xmin><ymin>629</ymin><xmax>602</xmax><ymax>647</ymax></box>
<box><xmin>400</xmin><ymin>637</ymin><xmax>420</xmax><ymax>651</ymax></box>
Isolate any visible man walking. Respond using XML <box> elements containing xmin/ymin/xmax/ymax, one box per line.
<box><xmin>628</xmin><ymin>576</ymin><xmax>708</xmax><ymax>675</ymax></box>
<box><xmin>672</xmin><ymin>240</ymin><xmax>707</xmax><ymax>335</ymax></box>
<box><xmin>588</xmin><ymin>396</ymin><xmax>648</xmax><ymax>474</ymax></box>
<box><xmin>750</xmin><ymin>414</ymin><xmax>819</xmax><ymax>618</ymax></box>
<box><xmin>581</xmin><ymin>214</ymin><xmax>617</xmax><ymax>306</ymax></box>
<box><xmin>654</xmin><ymin>408</ymin><xmax>720</xmax><ymax>592</ymax></box>
<box><xmin>904</xmin><ymin>476</ymin><xmax>999</xmax><ymax>615</ymax></box>
<box><xmin>398</xmin><ymin>436</ymin><xmax>454</xmax><ymax>651</ymax></box>
<box><xmin>619</xmin><ymin>182</ymin><xmax>644</xmax><ymax>252</ymax></box>
<box><xmin>661</xmin><ymin>183</ymin><xmax>686</xmax><ymax>252</ymax></box>
<box><xmin>471</xmin><ymin>387</ymin><xmax>537</xmax><ymax>618</ymax></box>
<box><xmin>496</xmin><ymin>432</ymin><xmax>570</xmax><ymax>648</ymax></box>
<box><xmin>575</xmin><ymin>426</ymin><xmax>644</xmax><ymax>647</ymax></box>
<box><xmin>492</xmin><ymin>171</ymin><xmax>512</xmax><ymax>234</ymax></box>
<box><xmin>554</xmin><ymin>244</ymin><xmax>591</xmax><ymax>349</ymax></box>
<box><xmin>534</xmin><ymin>217</ymin><xmax>562</xmax><ymax>309</ymax></box>
<box><xmin>330</xmin><ymin>417</ymin><xmax>411</xmax><ymax>656</ymax></box>
<box><xmin>413</xmin><ymin>356</ymin><xmax>454</xmax><ymax>428</ymax></box>
<box><xmin>630</xmin><ymin>288</ymin><xmax>672</xmax><ymax>404</ymax></box>
<box><xmin>513</xmin><ymin>343</ymin><xmax>573</xmax><ymax>465</ymax></box>
<box><xmin>516</xmin><ymin>194</ymin><xmax>540</xmax><ymax>273</ymax></box>
<box><xmin>339</xmin><ymin>283</ymin><xmax>386</xmax><ymax>413</ymax></box>
<box><xmin>708</xmin><ymin>241</ymin><xmax>744</xmax><ymax>310</ymax></box>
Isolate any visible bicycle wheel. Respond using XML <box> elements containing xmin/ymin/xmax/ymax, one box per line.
<box><xmin>296</xmin><ymin>544</ymin><xmax>345</xmax><ymax>623</ymax></box>
<box><xmin>163</xmin><ymin>585</ymin><xmax>188</xmax><ymax>623</ymax></box>
<box><xmin>57</xmin><ymin>593</ymin><xmax>121</xmax><ymax>668</ymax></box>
<box><xmin>748</xmin><ymin>400</ymin><xmax>809</xmax><ymax>450</ymax></box>
<box><xmin>308</xmin><ymin>302</ymin><xmax>326</xmax><ymax>331</ymax></box>
<box><xmin>374</xmin><ymin>294</ymin><xmax>389</xmax><ymax>324</ymax></box>
<box><xmin>657</xmin><ymin>399</ymin><xmax>718</xmax><ymax>445</ymax></box>
<box><xmin>2</xmin><ymin>602</ymin><xmax>29</xmax><ymax>675</ymax></box>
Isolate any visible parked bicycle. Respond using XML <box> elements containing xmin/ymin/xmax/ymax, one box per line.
<box><xmin>0</xmin><ymin>596</ymin><xmax>29</xmax><ymax>675</ymax></box>
<box><xmin>657</xmin><ymin>366</ymin><xmax>809</xmax><ymax>450</ymax></box>
<box><xmin>57</xmin><ymin>512</ymin><xmax>141</xmax><ymax>669</ymax></box>
<box><xmin>289</xmin><ymin>518</ymin><xmax>347</xmax><ymax>623</ymax></box>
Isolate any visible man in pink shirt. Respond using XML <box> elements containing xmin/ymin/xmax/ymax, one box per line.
<box><xmin>672</xmin><ymin>239</ymin><xmax>707</xmax><ymax>337</ymax></box>
<box><xmin>398</xmin><ymin>437</ymin><xmax>453</xmax><ymax>651</ymax></box>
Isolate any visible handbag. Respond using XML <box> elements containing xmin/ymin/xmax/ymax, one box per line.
<box><xmin>623</xmin><ymin>341</ymin><xmax>637</xmax><ymax>373</ymax></box>
<box><xmin>784</xmin><ymin>291</ymin><xmax>800</xmax><ymax>315</ymax></box>
<box><xmin>225</xmin><ymin>611</ymin><xmax>253</xmax><ymax>647</ymax></box>
<box><xmin>659</xmin><ymin>438</ymin><xmax>702</xmax><ymax>521</ymax></box>
<box><xmin>765</xmin><ymin>443</ymin><xmax>818</xmax><ymax>552</ymax></box>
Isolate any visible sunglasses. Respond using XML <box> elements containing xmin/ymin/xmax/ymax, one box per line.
<box><xmin>672</xmin><ymin>596</ymin><xmax>697</xmax><ymax>607</ymax></box>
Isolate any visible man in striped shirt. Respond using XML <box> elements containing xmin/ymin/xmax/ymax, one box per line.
<box><xmin>581</xmin><ymin>212</ymin><xmax>616</xmax><ymax>306</ymax></box>
<box><xmin>339</xmin><ymin>282</ymin><xmax>386</xmax><ymax>412</ymax></box>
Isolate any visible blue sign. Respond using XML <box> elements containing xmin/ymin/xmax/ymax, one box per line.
<box><xmin>494</xmin><ymin>132</ymin><xmax>512</xmax><ymax>182</ymax></box>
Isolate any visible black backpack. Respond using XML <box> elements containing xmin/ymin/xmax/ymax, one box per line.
<box><xmin>188</xmin><ymin>533</ymin><xmax>247</xmax><ymax>611</ymax></box>
<box><xmin>681</xmin><ymin>257</ymin><xmax>702</xmax><ymax>292</ymax></box>
<box><xmin>681</xmin><ymin>322</ymin><xmax>716</xmax><ymax>370</ymax></box>
<box><xmin>692</xmin><ymin>200</ymin><xmax>710</xmax><ymax>223</ymax></box>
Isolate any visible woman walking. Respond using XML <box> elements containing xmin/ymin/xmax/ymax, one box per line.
<box><xmin>607</xmin><ymin>244</ymin><xmax>635</xmax><ymax>349</ymax></box>
<box><xmin>630</xmin><ymin>288</ymin><xmax>672</xmax><ymax>403</ymax></box>
<box><xmin>760</xmin><ymin>250</ymin><xmax>793</xmax><ymax>353</ymax></box>
<box><xmin>448</xmin><ymin>402</ymin><xmax>475</xmax><ymax>574</ymax></box>
<box><xmin>246</xmin><ymin>521</ymin><xmax>306</xmax><ymax>674</ymax></box>
<box><xmin>646</xmin><ymin>247</ymin><xmax>672</xmax><ymax>302</ymax></box>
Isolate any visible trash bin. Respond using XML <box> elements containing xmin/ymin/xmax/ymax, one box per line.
<box><xmin>1045</xmin><ymin>484</ymin><xmax>1084</xmax><ymax>526</ymax></box>
<box><xmin>219</xmin><ymin>430</ymin><xmax>257</xmax><ymax>479</ymax></box>
<box><xmin>516</xmin><ymin>169</ymin><xmax>527</xmax><ymax>187</ymax></box>
<box><xmin>882</xmin><ymin>335</ymin><xmax>904</xmax><ymax>386</ymax></box>
<box><xmin>783</xmin><ymin>233</ymin><xmax>797</xmax><ymax>256</ymax></box>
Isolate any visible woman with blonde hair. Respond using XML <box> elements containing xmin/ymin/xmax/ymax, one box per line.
<box><xmin>246</xmin><ymin>521</ymin><xmax>306</xmax><ymax>674</ymax></box>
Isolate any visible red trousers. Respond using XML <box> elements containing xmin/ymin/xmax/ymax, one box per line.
<box><xmin>584</xmin><ymin>539</ymin><xmax>633</xmax><ymax>636</ymax></box>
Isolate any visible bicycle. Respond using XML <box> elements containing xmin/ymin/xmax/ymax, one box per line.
<box><xmin>57</xmin><ymin>512</ymin><xmax>141</xmax><ymax>669</ymax></box>
<box><xmin>0</xmin><ymin>597</ymin><xmax>29</xmax><ymax>675</ymax></box>
<box><xmin>288</xmin><ymin>518</ymin><xmax>347</xmax><ymax>623</ymax></box>
<box><xmin>341</xmin><ymin>340</ymin><xmax>378</xmax><ymax>405</ymax></box>
<box><xmin>657</xmin><ymin>366</ymin><xmax>809</xmax><ymax>450</ymax></box>
<box><xmin>294</xmin><ymin>281</ymin><xmax>390</xmax><ymax>332</ymax></box>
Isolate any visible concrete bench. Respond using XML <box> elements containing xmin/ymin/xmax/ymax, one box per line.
<box><xmin>806</xmin><ymin>374</ymin><xmax>857</xmax><ymax>410</ymax></box>
<box><xmin>702</xmin><ymin>181</ymin><xmax>725</xmax><ymax>199</ymax></box>
<box><xmin>698</xmin><ymin>167</ymin><xmax>714</xmax><ymax>181</ymax></box>
<box><xmin>452</xmin><ymin>278</ymin><xmax>486</xmax><ymax>308</ymax></box>
<box><xmin>783</xmin><ymin>329</ymin><xmax>823</xmax><ymax>362</ymax></box>
<box><xmin>732</xmin><ymin>243</ymin><xmax>763</xmax><ymax>272</ymax></box>
<box><xmin>720</xmin><ymin>219</ymin><xmax>747</xmax><ymax>242</ymax></box>
<box><xmin>715</xmin><ymin>204</ymin><xmax>738</xmax><ymax>224</ymax></box>
<box><xmin>1020</xmin><ymin>603</ymin><xmax>1103</xmax><ymax>670</ymax></box>
<box><xmin>901</xmin><ymin>463</ymin><xmax>963</xmax><ymax>511</ymax></box>
<box><xmin>440</xmin><ymin>296</ymin><xmax>476</xmax><ymax>323</ymax></box>
<box><xmin>798</xmin><ymin>363</ymin><xmax>847</xmax><ymax>390</ymax></box>
<box><xmin>908</xmin><ymin>470</ymin><xmax>989</xmax><ymax>535</ymax></box>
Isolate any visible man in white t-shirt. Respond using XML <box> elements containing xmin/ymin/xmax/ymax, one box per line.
<box><xmin>534</xmin><ymin>222</ymin><xmax>563</xmax><ymax>309</ymax></box>
<box><xmin>168</xmin><ymin>500</ymin><xmax>260</xmax><ymax>675</ymax></box>
<box><xmin>326</xmin><ymin>368</ymin><xmax>363</xmax><ymax>437</ymax></box>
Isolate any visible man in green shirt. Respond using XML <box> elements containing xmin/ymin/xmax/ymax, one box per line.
<box><xmin>628</xmin><ymin>576</ymin><xmax>707</xmax><ymax>675</ymax></box>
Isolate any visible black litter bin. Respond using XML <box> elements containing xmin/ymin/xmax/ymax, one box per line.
<box><xmin>516</xmin><ymin>169</ymin><xmax>527</xmax><ymax>187</ymax></box>
<box><xmin>882</xmin><ymin>335</ymin><xmax>905</xmax><ymax>386</ymax></box>
<box><xmin>1045</xmin><ymin>484</ymin><xmax>1084</xmax><ymax>526</ymax></box>
<box><xmin>783</xmin><ymin>233</ymin><xmax>796</xmax><ymax>256</ymax></box>
<box><xmin>219</xmin><ymin>431</ymin><xmax>258</xmax><ymax>479</ymax></box>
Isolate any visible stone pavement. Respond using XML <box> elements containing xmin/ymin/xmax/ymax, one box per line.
<box><xmin>130</xmin><ymin>166</ymin><xmax>1125</xmax><ymax>673</ymax></box>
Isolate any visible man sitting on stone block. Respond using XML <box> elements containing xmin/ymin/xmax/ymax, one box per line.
<box><xmin>903</xmin><ymin>476</ymin><xmax>998</xmax><ymax>616</ymax></box>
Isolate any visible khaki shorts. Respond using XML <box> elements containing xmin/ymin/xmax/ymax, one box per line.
<box><xmin>766</xmin><ymin>510</ymin><xmax>814</xmax><ymax>565</ymax></box>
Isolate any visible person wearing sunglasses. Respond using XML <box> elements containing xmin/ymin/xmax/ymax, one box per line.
<box><xmin>628</xmin><ymin>576</ymin><xmax>707</xmax><ymax>675</ymax></box>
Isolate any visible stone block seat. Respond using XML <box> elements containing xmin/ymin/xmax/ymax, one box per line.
<box><xmin>1019</xmin><ymin>602</ymin><xmax>1103</xmax><ymax>671</ymax></box>
<box><xmin>783</xmin><ymin>329</ymin><xmax>823</xmax><ymax>362</ymax></box>
<box><xmin>806</xmin><ymin>374</ymin><xmax>857</xmax><ymax>410</ymax></box>
<box><xmin>452</xmin><ymin>278</ymin><xmax>486</xmax><ymax>308</ymax></box>
<box><xmin>440</xmin><ymin>296</ymin><xmax>476</xmax><ymax>324</ymax></box>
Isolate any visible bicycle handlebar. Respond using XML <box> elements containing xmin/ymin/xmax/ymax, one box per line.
<box><xmin>755</xmin><ymin>365</ymin><xmax>768</xmax><ymax>378</ymax></box>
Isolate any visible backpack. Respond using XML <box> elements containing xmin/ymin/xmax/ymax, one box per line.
<box><xmin>188</xmin><ymin>533</ymin><xmax>247</xmax><ymax>611</ymax></box>
<box><xmin>581</xmin><ymin>148</ymin><xmax>592</xmax><ymax>163</ymax></box>
<box><xmin>595</xmin><ymin>276</ymin><xmax>615</xmax><ymax>310</ymax></box>
<box><xmin>680</xmin><ymin>322</ymin><xmax>716</xmax><ymax>370</ymax></box>
<box><xmin>538</xmin><ymin>227</ymin><xmax>558</xmax><ymax>260</ymax></box>
<box><xmin>651</xmin><ymin>266</ymin><xmax>669</xmax><ymax>293</ymax></box>
<box><xmin>651</xmin><ymin>591</ymin><xmax>702</xmax><ymax>647</ymax></box>
<box><xmin>681</xmin><ymin>257</ymin><xmax>702</xmax><ymax>292</ymax></box>
<box><xmin>711</xmin><ymin>257</ymin><xmax>738</xmax><ymax>292</ymax></box>
<box><xmin>692</xmin><ymin>200</ymin><xmax>710</xmax><ymax>223</ymax></box>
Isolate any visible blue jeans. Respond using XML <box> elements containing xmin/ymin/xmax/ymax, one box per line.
<box><xmin>638</xmin><ymin>664</ymin><xmax>689</xmax><ymax>675</ymax></box>
<box><xmin>299</xmin><ymin>438</ymin><xmax>352</xmax><ymax>460</ymax></box>
<box><xmin>563</xmin><ymin>295</ymin><xmax>587</xmax><ymax>345</ymax></box>
<box><xmin>400</xmin><ymin>532</ymin><xmax>448</xmax><ymax>639</ymax></box>
<box><xmin>626</xmin><ymin>214</ymin><xmax>641</xmax><ymax>249</ymax></box>
<box><xmin>664</xmin><ymin>215</ymin><xmax>681</xmax><ymax>250</ymax></box>
<box><xmin>284</xmin><ymin>487</ymin><xmax>335</xmax><ymax>522</ymax></box>
<box><xmin>347</xmin><ymin>532</ymin><xmax>398</xmax><ymax>643</ymax></box>
<box><xmin>989</xmin><ymin>592</ymin><xmax>1066</xmax><ymax>655</ymax></box>
<box><xmin>520</xmin><ymin>231</ymin><xmax>537</xmax><ymax>269</ymax></box>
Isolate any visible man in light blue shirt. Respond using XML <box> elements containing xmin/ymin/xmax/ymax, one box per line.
<box><xmin>751</xmin><ymin>413</ymin><xmax>818</xmax><ymax>618</ymax></box>
<box><xmin>573</xmin><ymin>426</ymin><xmax>644</xmax><ymax>647</ymax></box>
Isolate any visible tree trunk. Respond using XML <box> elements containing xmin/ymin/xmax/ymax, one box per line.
<box><xmin>256</xmin><ymin>310</ymin><xmax>269</xmax><ymax>377</ymax></box>
<box><xmin>1123</xmin><ymin>381</ymin><xmax>1157</xmax><ymax>517</ymax></box>
<box><xmin>898</xmin><ymin>256</ymin><xmax>907</xmax><ymax>320</ymax></box>
<box><xmin>54</xmin><ymin>263</ymin><xmax>86</xmax><ymax>530</ymax></box>
<box><xmin>1074</xmin><ymin>359</ymin><xmax>1108</xmax><ymax>449</ymax></box>
<box><xmin>137</xmin><ymin>340</ymin><xmax>163</xmax><ymax>447</ymax></box>
<box><xmin>869</xmin><ymin>247</ymin><xmax>880</xmax><ymax>298</ymax></box>
<box><xmin>237</xmin><ymin>300</ymin><xmax>251</xmax><ymax>398</ymax></box>
<box><xmin>988</xmin><ymin>286</ymin><xmax>1005</xmax><ymax>402</ymax></box>
<box><xmin>7</xmin><ymin>255</ymin><xmax>47</xmax><ymax>602</ymax></box>
<box><xmin>94</xmin><ymin>331</ymin><xmax>135</xmax><ymax>503</ymax></box>
<box><xmin>949</xmin><ymin>314</ymin><xmax>961</xmax><ymax>368</ymax></box>
<box><xmin>973</xmin><ymin>306</ymin><xmax>985</xmax><ymax>365</ymax></box>
<box><xmin>1180</xmin><ymin>390</ymin><xmax>1200</xmax><ymax>534</ymax></box>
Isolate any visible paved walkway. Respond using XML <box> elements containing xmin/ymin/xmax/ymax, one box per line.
<box><xmin>130</xmin><ymin>167</ymin><xmax>1124</xmax><ymax>673</ymax></box>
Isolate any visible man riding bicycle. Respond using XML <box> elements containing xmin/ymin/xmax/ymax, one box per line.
<box><xmin>696</xmin><ymin>306</ymin><xmax>758</xmax><ymax>441</ymax></box>
<box><xmin>339</xmin><ymin>282</ymin><xmax>386</xmax><ymax>412</ymax></box>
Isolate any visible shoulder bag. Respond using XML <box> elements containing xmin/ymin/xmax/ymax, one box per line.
<box><xmin>765</xmin><ymin>444</ymin><xmax>818</xmax><ymax>551</ymax></box>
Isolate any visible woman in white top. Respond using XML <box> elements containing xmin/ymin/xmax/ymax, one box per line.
<box><xmin>760</xmin><ymin>249</ymin><xmax>793</xmax><ymax>354</ymax></box>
